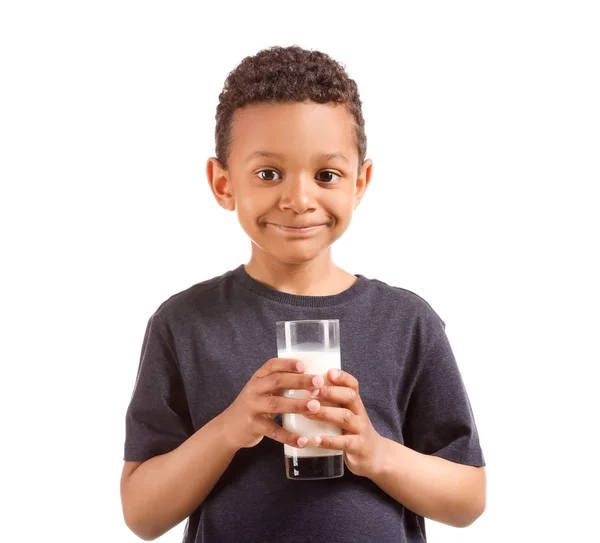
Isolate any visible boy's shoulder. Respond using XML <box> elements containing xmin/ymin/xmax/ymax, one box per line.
<box><xmin>368</xmin><ymin>276</ymin><xmax>433</xmax><ymax>305</ymax></box>
<box><xmin>150</xmin><ymin>269</ymin><xmax>233</xmax><ymax>321</ymax></box>
<box><xmin>365</xmin><ymin>275</ymin><xmax>445</xmax><ymax>326</ymax></box>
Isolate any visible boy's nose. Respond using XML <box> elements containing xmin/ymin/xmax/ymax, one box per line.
<box><xmin>279</xmin><ymin>175</ymin><xmax>317</xmax><ymax>214</ymax></box>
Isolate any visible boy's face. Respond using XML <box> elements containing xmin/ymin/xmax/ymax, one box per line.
<box><xmin>207</xmin><ymin>101</ymin><xmax>372</xmax><ymax>266</ymax></box>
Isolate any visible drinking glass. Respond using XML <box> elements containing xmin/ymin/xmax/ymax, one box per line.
<box><xmin>276</xmin><ymin>319</ymin><xmax>344</xmax><ymax>480</ymax></box>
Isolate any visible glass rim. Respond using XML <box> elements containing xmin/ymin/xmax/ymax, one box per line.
<box><xmin>275</xmin><ymin>319</ymin><xmax>339</xmax><ymax>326</ymax></box>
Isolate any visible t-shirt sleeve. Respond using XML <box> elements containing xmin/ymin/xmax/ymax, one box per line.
<box><xmin>124</xmin><ymin>312</ymin><xmax>194</xmax><ymax>462</ymax></box>
<box><xmin>402</xmin><ymin>315</ymin><xmax>485</xmax><ymax>467</ymax></box>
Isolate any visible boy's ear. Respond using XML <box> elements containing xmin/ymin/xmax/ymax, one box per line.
<box><xmin>354</xmin><ymin>159</ymin><xmax>373</xmax><ymax>209</ymax></box>
<box><xmin>206</xmin><ymin>157</ymin><xmax>235</xmax><ymax>211</ymax></box>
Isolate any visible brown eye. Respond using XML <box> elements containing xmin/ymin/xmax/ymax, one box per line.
<box><xmin>317</xmin><ymin>171</ymin><xmax>340</xmax><ymax>183</ymax></box>
<box><xmin>257</xmin><ymin>170</ymin><xmax>281</xmax><ymax>181</ymax></box>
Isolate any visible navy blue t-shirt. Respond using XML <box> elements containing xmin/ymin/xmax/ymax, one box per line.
<box><xmin>124</xmin><ymin>266</ymin><xmax>485</xmax><ymax>542</ymax></box>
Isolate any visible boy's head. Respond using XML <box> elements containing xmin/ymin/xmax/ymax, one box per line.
<box><xmin>207</xmin><ymin>45</ymin><xmax>373</xmax><ymax>267</ymax></box>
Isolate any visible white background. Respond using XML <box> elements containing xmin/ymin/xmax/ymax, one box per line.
<box><xmin>1</xmin><ymin>1</ymin><xmax>598</xmax><ymax>541</ymax></box>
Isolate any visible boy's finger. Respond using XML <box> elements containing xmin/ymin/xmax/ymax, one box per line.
<box><xmin>261</xmin><ymin>395</ymin><xmax>320</xmax><ymax>415</ymax></box>
<box><xmin>254</xmin><ymin>358</ymin><xmax>304</xmax><ymax>378</ymax></box>
<box><xmin>256</xmin><ymin>372</ymin><xmax>323</xmax><ymax>395</ymax></box>
<box><xmin>311</xmin><ymin>433</ymin><xmax>356</xmax><ymax>453</ymax></box>
<box><xmin>310</xmin><ymin>385</ymin><xmax>362</xmax><ymax>414</ymax></box>
<box><xmin>258</xmin><ymin>418</ymin><xmax>309</xmax><ymax>449</ymax></box>
<box><xmin>304</xmin><ymin>405</ymin><xmax>358</xmax><ymax>433</ymax></box>
<box><xmin>327</xmin><ymin>368</ymin><xmax>359</xmax><ymax>392</ymax></box>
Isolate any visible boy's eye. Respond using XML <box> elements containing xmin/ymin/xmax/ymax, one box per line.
<box><xmin>257</xmin><ymin>170</ymin><xmax>340</xmax><ymax>183</ymax></box>
<box><xmin>257</xmin><ymin>170</ymin><xmax>281</xmax><ymax>181</ymax></box>
<box><xmin>317</xmin><ymin>171</ymin><xmax>340</xmax><ymax>183</ymax></box>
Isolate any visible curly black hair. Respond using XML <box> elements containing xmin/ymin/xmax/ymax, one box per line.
<box><xmin>215</xmin><ymin>45</ymin><xmax>367</xmax><ymax>175</ymax></box>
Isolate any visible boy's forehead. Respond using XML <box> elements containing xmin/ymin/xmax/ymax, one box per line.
<box><xmin>233</xmin><ymin>100</ymin><xmax>349</xmax><ymax>124</ymax></box>
<box><xmin>230</xmin><ymin>101</ymin><xmax>357</xmax><ymax>162</ymax></box>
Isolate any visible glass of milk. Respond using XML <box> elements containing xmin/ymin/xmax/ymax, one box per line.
<box><xmin>276</xmin><ymin>319</ymin><xmax>344</xmax><ymax>480</ymax></box>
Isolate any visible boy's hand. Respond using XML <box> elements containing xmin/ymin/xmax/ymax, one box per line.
<box><xmin>220</xmin><ymin>358</ymin><xmax>324</xmax><ymax>451</ymax></box>
<box><xmin>303</xmin><ymin>368</ymin><xmax>384</xmax><ymax>478</ymax></box>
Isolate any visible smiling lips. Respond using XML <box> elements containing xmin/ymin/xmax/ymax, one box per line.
<box><xmin>268</xmin><ymin>223</ymin><xmax>326</xmax><ymax>233</ymax></box>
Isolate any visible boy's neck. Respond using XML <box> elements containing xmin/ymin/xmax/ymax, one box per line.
<box><xmin>244</xmin><ymin>253</ymin><xmax>357</xmax><ymax>296</ymax></box>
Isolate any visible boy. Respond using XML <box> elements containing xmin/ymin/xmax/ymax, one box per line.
<box><xmin>121</xmin><ymin>45</ymin><xmax>486</xmax><ymax>542</ymax></box>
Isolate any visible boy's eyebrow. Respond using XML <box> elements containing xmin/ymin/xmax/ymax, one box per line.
<box><xmin>245</xmin><ymin>151</ymin><xmax>349</xmax><ymax>163</ymax></box>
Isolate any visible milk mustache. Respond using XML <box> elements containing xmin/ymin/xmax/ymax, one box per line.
<box><xmin>281</xmin><ymin>350</ymin><xmax>343</xmax><ymax>458</ymax></box>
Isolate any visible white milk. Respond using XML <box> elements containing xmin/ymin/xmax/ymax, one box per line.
<box><xmin>280</xmin><ymin>350</ymin><xmax>343</xmax><ymax>458</ymax></box>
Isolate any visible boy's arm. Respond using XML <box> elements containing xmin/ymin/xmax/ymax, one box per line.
<box><xmin>121</xmin><ymin>357</ymin><xmax>319</xmax><ymax>541</ymax></box>
<box><xmin>121</xmin><ymin>412</ymin><xmax>236</xmax><ymax>541</ymax></box>
<box><xmin>305</xmin><ymin>368</ymin><xmax>485</xmax><ymax>528</ymax></box>
<box><xmin>368</xmin><ymin>437</ymin><xmax>486</xmax><ymax>527</ymax></box>
<box><xmin>369</xmin><ymin>316</ymin><xmax>486</xmax><ymax>526</ymax></box>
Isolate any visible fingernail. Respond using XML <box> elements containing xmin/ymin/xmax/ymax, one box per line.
<box><xmin>314</xmin><ymin>436</ymin><xmax>323</xmax><ymax>446</ymax></box>
<box><xmin>331</xmin><ymin>369</ymin><xmax>340</xmax><ymax>380</ymax></box>
<box><xmin>310</xmin><ymin>389</ymin><xmax>320</xmax><ymax>398</ymax></box>
<box><xmin>307</xmin><ymin>399</ymin><xmax>320</xmax><ymax>412</ymax></box>
<box><xmin>296</xmin><ymin>361</ymin><xmax>304</xmax><ymax>372</ymax></box>
<box><xmin>297</xmin><ymin>436</ymin><xmax>308</xmax><ymax>447</ymax></box>
<box><xmin>312</xmin><ymin>375</ymin><xmax>323</xmax><ymax>387</ymax></box>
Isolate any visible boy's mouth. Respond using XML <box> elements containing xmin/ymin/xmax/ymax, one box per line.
<box><xmin>268</xmin><ymin>223</ymin><xmax>326</xmax><ymax>233</ymax></box>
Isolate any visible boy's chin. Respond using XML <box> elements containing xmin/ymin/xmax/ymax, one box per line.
<box><xmin>265</xmin><ymin>247</ymin><xmax>331</xmax><ymax>266</ymax></box>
